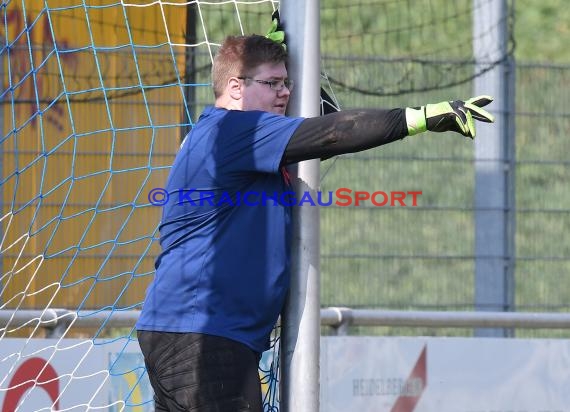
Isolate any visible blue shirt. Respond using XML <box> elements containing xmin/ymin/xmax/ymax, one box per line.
<box><xmin>136</xmin><ymin>106</ymin><xmax>304</xmax><ymax>352</ymax></box>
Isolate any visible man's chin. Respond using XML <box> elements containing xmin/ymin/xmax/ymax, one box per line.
<box><xmin>272</xmin><ymin>107</ymin><xmax>287</xmax><ymax>115</ymax></box>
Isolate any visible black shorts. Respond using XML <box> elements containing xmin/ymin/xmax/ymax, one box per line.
<box><xmin>137</xmin><ymin>331</ymin><xmax>263</xmax><ymax>412</ymax></box>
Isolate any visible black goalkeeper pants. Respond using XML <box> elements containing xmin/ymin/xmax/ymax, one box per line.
<box><xmin>137</xmin><ymin>331</ymin><xmax>263</xmax><ymax>412</ymax></box>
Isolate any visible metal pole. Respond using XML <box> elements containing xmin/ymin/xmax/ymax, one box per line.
<box><xmin>473</xmin><ymin>0</ymin><xmax>515</xmax><ymax>337</ymax></box>
<box><xmin>320</xmin><ymin>308</ymin><xmax>570</xmax><ymax>330</ymax></box>
<box><xmin>7</xmin><ymin>308</ymin><xmax>570</xmax><ymax>335</ymax></box>
<box><xmin>280</xmin><ymin>0</ymin><xmax>321</xmax><ymax>411</ymax></box>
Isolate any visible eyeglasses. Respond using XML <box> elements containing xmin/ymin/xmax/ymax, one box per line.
<box><xmin>238</xmin><ymin>77</ymin><xmax>294</xmax><ymax>92</ymax></box>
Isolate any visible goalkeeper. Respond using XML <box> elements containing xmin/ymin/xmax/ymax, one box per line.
<box><xmin>136</xmin><ymin>34</ymin><xmax>494</xmax><ymax>411</ymax></box>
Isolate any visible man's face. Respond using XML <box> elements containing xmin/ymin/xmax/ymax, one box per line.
<box><xmin>240</xmin><ymin>62</ymin><xmax>292</xmax><ymax>115</ymax></box>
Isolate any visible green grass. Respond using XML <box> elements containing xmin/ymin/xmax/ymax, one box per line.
<box><xmin>515</xmin><ymin>0</ymin><xmax>570</xmax><ymax>63</ymax></box>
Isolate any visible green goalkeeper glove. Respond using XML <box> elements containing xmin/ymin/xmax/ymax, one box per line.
<box><xmin>405</xmin><ymin>95</ymin><xmax>495</xmax><ymax>139</ymax></box>
<box><xmin>266</xmin><ymin>10</ymin><xmax>286</xmax><ymax>49</ymax></box>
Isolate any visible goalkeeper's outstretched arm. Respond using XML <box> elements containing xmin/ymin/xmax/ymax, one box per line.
<box><xmin>282</xmin><ymin>96</ymin><xmax>494</xmax><ymax>166</ymax></box>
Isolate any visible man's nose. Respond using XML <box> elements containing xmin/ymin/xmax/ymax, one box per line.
<box><xmin>277</xmin><ymin>86</ymin><xmax>291</xmax><ymax>97</ymax></box>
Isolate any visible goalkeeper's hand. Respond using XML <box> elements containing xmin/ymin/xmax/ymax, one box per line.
<box><xmin>266</xmin><ymin>10</ymin><xmax>286</xmax><ymax>49</ymax></box>
<box><xmin>405</xmin><ymin>95</ymin><xmax>495</xmax><ymax>139</ymax></box>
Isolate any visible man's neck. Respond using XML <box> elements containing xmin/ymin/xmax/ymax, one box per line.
<box><xmin>215</xmin><ymin>96</ymin><xmax>242</xmax><ymax>111</ymax></box>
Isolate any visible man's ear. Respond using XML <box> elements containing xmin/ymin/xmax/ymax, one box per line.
<box><xmin>228</xmin><ymin>77</ymin><xmax>242</xmax><ymax>100</ymax></box>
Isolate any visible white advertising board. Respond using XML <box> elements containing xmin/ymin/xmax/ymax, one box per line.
<box><xmin>2</xmin><ymin>337</ymin><xmax>570</xmax><ymax>411</ymax></box>
<box><xmin>0</xmin><ymin>338</ymin><xmax>154</xmax><ymax>411</ymax></box>
<box><xmin>321</xmin><ymin>336</ymin><xmax>570</xmax><ymax>412</ymax></box>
